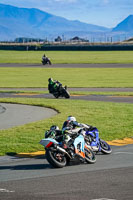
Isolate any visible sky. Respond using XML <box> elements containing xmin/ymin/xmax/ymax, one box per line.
<box><xmin>1</xmin><ymin>0</ymin><xmax>133</xmax><ymax>28</ymax></box>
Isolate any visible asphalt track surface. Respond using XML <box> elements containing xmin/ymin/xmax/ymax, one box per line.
<box><xmin>0</xmin><ymin>145</ymin><xmax>133</xmax><ymax>200</ymax></box>
<box><xmin>0</xmin><ymin>90</ymin><xmax>133</xmax><ymax>104</ymax></box>
<box><xmin>0</xmin><ymin>63</ymin><xmax>133</xmax><ymax>68</ymax></box>
<box><xmin>0</xmin><ymin>63</ymin><xmax>133</xmax><ymax>200</ymax></box>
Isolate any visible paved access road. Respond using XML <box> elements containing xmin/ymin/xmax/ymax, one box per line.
<box><xmin>0</xmin><ymin>103</ymin><xmax>57</xmax><ymax>130</ymax></box>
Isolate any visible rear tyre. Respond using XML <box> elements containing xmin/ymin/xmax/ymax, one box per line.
<box><xmin>46</xmin><ymin>149</ymin><xmax>67</xmax><ymax>168</ymax></box>
<box><xmin>100</xmin><ymin>139</ymin><xmax>112</xmax><ymax>154</ymax></box>
<box><xmin>53</xmin><ymin>92</ymin><xmax>59</xmax><ymax>98</ymax></box>
<box><xmin>85</xmin><ymin>148</ymin><xmax>96</xmax><ymax>164</ymax></box>
<box><xmin>42</xmin><ymin>61</ymin><xmax>45</xmax><ymax>65</ymax></box>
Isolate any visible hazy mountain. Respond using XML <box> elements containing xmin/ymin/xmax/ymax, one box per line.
<box><xmin>0</xmin><ymin>3</ymin><xmax>110</xmax><ymax>41</ymax></box>
<box><xmin>0</xmin><ymin>3</ymin><xmax>133</xmax><ymax>42</ymax></box>
<box><xmin>113</xmin><ymin>15</ymin><xmax>133</xmax><ymax>32</ymax></box>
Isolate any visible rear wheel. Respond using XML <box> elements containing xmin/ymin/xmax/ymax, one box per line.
<box><xmin>53</xmin><ymin>92</ymin><xmax>59</xmax><ymax>98</ymax></box>
<box><xmin>46</xmin><ymin>149</ymin><xmax>67</xmax><ymax>168</ymax></box>
<box><xmin>100</xmin><ymin>139</ymin><xmax>112</xmax><ymax>154</ymax></box>
<box><xmin>85</xmin><ymin>148</ymin><xmax>96</xmax><ymax>164</ymax></box>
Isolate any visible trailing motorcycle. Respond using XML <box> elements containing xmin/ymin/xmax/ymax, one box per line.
<box><xmin>39</xmin><ymin>131</ymin><xmax>96</xmax><ymax>168</ymax></box>
<box><xmin>84</xmin><ymin>126</ymin><xmax>112</xmax><ymax>154</ymax></box>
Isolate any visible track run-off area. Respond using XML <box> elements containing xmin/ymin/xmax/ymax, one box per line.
<box><xmin>0</xmin><ymin>63</ymin><xmax>133</xmax><ymax>200</ymax></box>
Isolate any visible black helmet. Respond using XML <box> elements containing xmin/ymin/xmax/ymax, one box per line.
<box><xmin>50</xmin><ymin>125</ymin><xmax>59</xmax><ymax>131</ymax></box>
<box><xmin>45</xmin><ymin>130</ymin><xmax>55</xmax><ymax>138</ymax></box>
<box><xmin>48</xmin><ymin>78</ymin><xmax>53</xmax><ymax>82</ymax></box>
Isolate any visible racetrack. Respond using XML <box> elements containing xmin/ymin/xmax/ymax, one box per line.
<box><xmin>0</xmin><ymin>63</ymin><xmax>133</xmax><ymax>68</ymax></box>
<box><xmin>0</xmin><ymin>91</ymin><xmax>133</xmax><ymax>104</ymax></box>
<box><xmin>0</xmin><ymin>63</ymin><xmax>133</xmax><ymax>200</ymax></box>
<box><xmin>0</xmin><ymin>145</ymin><xmax>133</xmax><ymax>200</ymax></box>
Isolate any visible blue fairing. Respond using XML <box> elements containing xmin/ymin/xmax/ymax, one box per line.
<box><xmin>85</xmin><ymin>128</ymin><xmax>101</xmax><ymax>151</ymax></box>
<box><xmin>74</xmin><ymin>134</ymin><xmax>85</xmax><ymax>152</ymax></box>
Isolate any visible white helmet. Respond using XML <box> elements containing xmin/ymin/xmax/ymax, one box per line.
<box><xmin>50</xmin><ymin>125</ymin><xmax>59</xmax><ymax>130</ymax></box>
<box><xmin>67</xmin><ymin>116</ymin><xmax>76</xmax><ymax>122</ymax></box>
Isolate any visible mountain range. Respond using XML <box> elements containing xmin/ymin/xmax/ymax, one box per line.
<box><xmin>0</xmin><ymin>3</ymin><xmax>133</xmax><ymax>41</ymax></box>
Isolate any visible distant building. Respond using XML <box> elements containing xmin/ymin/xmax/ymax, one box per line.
<box><xmin>70</xmin><ymin>36</ymin><xmax>89</xmax><ymax>42</ymax></box>
<box><xmin>14</xmin><ymin>37</ymin><xmax>44</xmax><ymax>43</ymax></box>
<box><xmin>55</xmin><ymin>36</ymin><xmax>62</xmax><ymax>42</ymax></box>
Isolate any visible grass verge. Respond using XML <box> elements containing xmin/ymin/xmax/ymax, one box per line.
<box><xmin>0</xmin><ymin>50</ymin><xmax>133</xmax><ymax>64</ymax></box>
<box><xmin>0</xmin><ymin>67</ymin><xmax>133</xmax><ymax>88</ymax></box>
<box><xmin>0</xmin><ymin>97</ymin><xmax>133</xmax><ymax>156</ymax></box>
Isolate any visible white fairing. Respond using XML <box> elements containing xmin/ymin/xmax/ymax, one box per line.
<box><xmin>39</xmin><ymin>138</ymin><xmax>58</xmax><ymax>147</ymax></box>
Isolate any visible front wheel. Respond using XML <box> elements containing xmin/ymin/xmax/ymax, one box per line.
<box><xmin>100</xmin><ymin>139</ymin><xmax>112</xmax><ymax>154</ymax></box>
<box><xmin>62</xmin><ymin>88</ymin><xmax>70</xmax><ymax>98</ymax></box>
<box><xmin>46</xmin><ymin>149</ymin><xmax>67</xmax><ymax>168</ymax></box>
<box><xmin>85</xmin><ymin>148</ymin><xmax>96</xmax><ymax>164</ymax></box>
<box><xmin>48</xmin><ymin>60</ymin><xmax>52</xmax><ymax>65</ymax></box>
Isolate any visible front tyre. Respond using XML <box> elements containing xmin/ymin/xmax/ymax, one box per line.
<box><xmin>46</xmin><ymin>149</ymin><xmax>67</xmax><ymax>168</ymax></box>
<box><xmin>62</xmin><ymin>88</ymin><xmax>70</xmax><ymax>98</ymax></box>
<box><xmin>85</xmin><ymin>148</ymin><xmax>96</xmax><ymax>164</ymax></box>
<box><xmin>100</xmin><ymin>139</ymin><xmax>112</xmax><ymax>154</ymax></box>
<box><xmin>48</xmin><ymin>60</ymin><xmax>52</xmax><ymax>65</ymax></box>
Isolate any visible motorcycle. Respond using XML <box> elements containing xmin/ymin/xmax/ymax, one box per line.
<box><xmin>84</xmin><ymin>126</ymin><xmax>112</xmax><ymax>154</ymax></box>
<box><xmin>42</xmin><ymin>57</ymin><xmax>52</xmax><ymax>65</ymax></box>
<box><xmin>39</xmin><ymin>131</ymin><xmax>96</xmax><ymax>168</ymax></box>
<box><xmin>52</xmin><ymin>84</ymin><xmax>70</xmax><ymax>99</ymax></box>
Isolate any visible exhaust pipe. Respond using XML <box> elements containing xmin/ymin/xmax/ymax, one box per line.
<box><xmin>57</xmin><ymin>146</ymin><xmax>72</xmax><ymax>159</ymax></box>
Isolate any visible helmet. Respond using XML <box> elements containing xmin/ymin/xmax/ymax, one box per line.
<box><xmin>45</xmin><ymin>130</ymin><xmax>55</xmax><ymax>138</ymax></box>
<box><xmin>67</xmin><ymin>116</ymin><xmax>76</xmax><ymax>122</ymax></box>
<box><xmin>48</xmin><ymin>78</ymin><xmax>53</xmax><ymax>82</ymax></box>
<box><xmin>50</xmin><ymin>125</ymin><xmax>59</xmax><ymax>131</ymax></box>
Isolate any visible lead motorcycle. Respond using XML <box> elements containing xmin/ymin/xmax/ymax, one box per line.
<box><xmin>39</xmin><ymin>131</ymin><xmax>96</xmax><ymax>168</ymax></box>
<box><xmin>84</xmin><ymin>126</ymin><xmax>112</xmax><ymax>154</ymax></box>
<box><xmin>42</xmin><ymin>57</ymin><xmax>52</xmax><ymax>65</ymax></box>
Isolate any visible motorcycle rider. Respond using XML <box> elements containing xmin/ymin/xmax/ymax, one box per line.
<box><xmin>61</xmin><ymin>116</ymin><xmax>90</xmax><ymax>146</ymax></box>
<box><xmin>45</xmin><ymin>125</ymin><xmax>60</xmax><ymax>138</ymax></box>
<box><xmin>62</xmin><ymin>116</ymin><xmax>90</xmax><ymax>133</ymax></box>
<box><xmin>42</xmin><ymin>54</ymin><xmax>51</xmax><ymax>65</ymax></box>
<box><xmin>42</xmin><ymin>54</ymin><xmax>47</xmax><ymax>61</ymax></box>
<box><xmin>48</xmin><ymin>78</ymin><xmax>62</xmax><ymax>94</ymax></box>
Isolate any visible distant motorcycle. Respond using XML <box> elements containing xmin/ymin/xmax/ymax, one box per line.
<box><xmin>84</xmin><ymin>126</ymin><xmax>112</xmax><ymax>154</ymax></box>
<box><xmin>42</xmin><ymin>57</ymin><xmax>52</xmax><ymax>65</ymax></box>
<box><xmin>51</xmin><ymin>84</ymin><xmax>70</xmax><ymax>99</ymax></box>
<box><xmin>40</xmin><ymin>131</ymin><xmax>96</xmax><ymax>168</ymax></box>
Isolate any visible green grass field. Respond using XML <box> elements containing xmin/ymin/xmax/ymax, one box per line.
<box><xmin>0</xmin><ymin>67</ymin><xmax>133</xmax><ymax>88</ymax></box>
<box><xmin>0</xmin><ymin>50</ymin><xmax>133</xmax><ymax>63</ymax></box>
<box><xmin>0</xmin><ymin>50</ymin><xmax>133</xmax><ymax>156</ymax></box>
<box><xmin>0</xmin><ymin>98</ymin><xmax>133</xmax><ymax>156</ymax></box>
